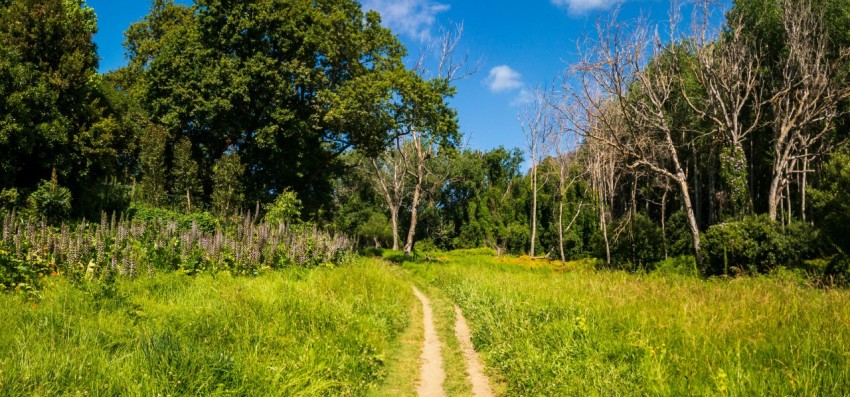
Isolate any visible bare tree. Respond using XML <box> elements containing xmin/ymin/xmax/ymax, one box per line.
<box><xmin>520</xmin><ymin>88</ymin><xmax>554</xmax><ymax>258</ymax></box>
<box><xmin>585</xmin><ymin>139</ymin><xmax>619</xmax><ymax>265</ymax></box>
<box><xmin>551</xmin><ymin>104</ymin><xmax>586</xmax><ymax>263</ymax></box>
<box><xmin>681</xmin><ymin>0</ymin><xmax>764</xmax><ymax>216</ymax></box>
<box><xmin>369</xmin><ymin>138</ymin><xmax>409</xmax><ymax>250</ymax></box>
<box><xmin>766</xmin><ymin>0</ymin><xmax>850</xmax><ymax>221</ymax></box>
<box><xmin>559</xmin><ymin>8</ymin><xmax>704</xmax><ymax>262</ymax></box>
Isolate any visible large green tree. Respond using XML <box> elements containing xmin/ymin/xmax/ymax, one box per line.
<box><xmin>122</xmin><ymin>0</ymin><xmax>415</xmax><ymax>212</ymax></box>
<box><xmin>0</xmin><ymin>0</ymin><xmax>125</xmax><ymax>213</ymax></box>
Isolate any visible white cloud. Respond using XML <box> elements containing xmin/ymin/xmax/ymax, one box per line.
<box><xmin>551</xmin><ymin>0</ymin><xmax>618</xmax><ymax>14</ymax></box>
<box><xmin>485</xmin><ymin>65</ymin><xmax>524</xmax><ymax>93</ymax></box>
<box><xmin>363</xmin><ymin>0</ymin><xmax>450</xmax><ymax>41</ymax></box>
<box><xmin>510</xmin><ymin>88</ymin><xmax>535</xmax><ymax>107</ymax></box>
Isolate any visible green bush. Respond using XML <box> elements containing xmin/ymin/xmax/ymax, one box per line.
<box><xmin>264</xmin><ymin>189</ymin><xmax>302</xmax><ymax>225</ymax></box>
<box><xmin>27</xmin><ymin>179</ymin><xmax>72</xmax><ymax>223</ymax></box>
<box><xmin>652</xmin><ymin>255</ymin><xmax>698</xmax><ymax>276</ymax></box>
<box><xmin>702</xmin><ymin>215</ymin><xmax>791</xmax><ymax>275</ymax></box>
<box><xmin>178</xmin><ymin>211</ymin><xmax>219</xmax><ymax>234</ymax></box>
<box><xmin>0</xmin><ymin>188</ymin><xmax>19</xmax><ymax>211</ymax></box>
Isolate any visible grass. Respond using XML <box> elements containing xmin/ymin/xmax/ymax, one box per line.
<box><xmin>406</xmin><ymin>250</ymin><xmax>850</xmax><ymax>396</ymax></box>
<box><xmin>0</xmin><ymin>258</ymin><xmax>413</xmax><ymax>396</ymax></box>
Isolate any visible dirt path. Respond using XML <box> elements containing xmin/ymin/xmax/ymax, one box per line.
<box><xmin>412</xmin><ymin>286</ymin><xmax>446</xmax><ymax>397</ymax></box>
<box><xmin>454</xmin><ymin>305</ymin><xmax>495</xmax><ymax>397</ymax></box>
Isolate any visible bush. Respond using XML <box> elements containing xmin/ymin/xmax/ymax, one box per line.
<box><xmin>264</xmin><ymin>189</ymin><xmax>302</xmax><ymax>225</ymax></box>
<box><xmin>27</xmin><ymin>179</ymin><xmax>72</xmax><ymax>223</ymax></box>
<box><xmin>0</xmin><ymin>188</ymin><xmax>19</xmax><ymax>211</ymax></box>
<box><xmin>178</xmin><ymin>211</ymin><xmax>219</xmax><ymax>234</ymax></box>
<box><xmin>652</xmin><ymin>255</ymin><xmax>698</xmax><ymax>276</ymax></box>
<box><xmin>702</xmin><ymin>215</ymin><xmax>791</xmax><ymax>276</ymax></box>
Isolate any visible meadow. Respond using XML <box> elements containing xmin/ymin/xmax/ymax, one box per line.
<box><xmin>0</xmin><ymin>259</ymin><xmax>412</xmax><ymax>396</ymax></box>
<box><xmin>2</xmin><ymin>248</ymin><xmax>850</xmax><ymax>396</ymax></box>
<box><xmin>406</xmin><ymin>250</ymin><xmax>850</xmax><ymax>396</ymax></box>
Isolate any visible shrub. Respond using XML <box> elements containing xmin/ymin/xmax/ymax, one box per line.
<box><xmin>0</xmin><ymin>188</ymin><xmax>19</xmax><ymax>211</ymax></box>
<box><xmin>652</xmin><ymin>255</ymin><xmax>698</xmax><ymax>276</ymax></box>
<box><xmin>27</xmin><ymin>179</ymin><xmax>72</xmax><ymax>223</ymax></box>
<box><xmin>701</xmin><ymin>215</ymin><xmax>791</xmax><ymax>276</ymax></box>
<box><xmin>264</xmin><ymin>189</ymin><xmax>302</xmax><ymax>225</ymax></box>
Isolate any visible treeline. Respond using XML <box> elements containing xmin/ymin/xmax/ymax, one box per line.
<box><xmin>1</xmin><ymin>0</ymin><xmax>849</xmax><ymax>280</ymax></box>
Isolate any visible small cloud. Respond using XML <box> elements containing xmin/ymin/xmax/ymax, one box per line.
<box><xmin>551</xmin><ymin>0</ymin><xmax>618</xmax><ymax>14</ymax></box>
<box><xmin>510</xmin><ymin>88</ymin><xmax>535</xmax><ymax>107</ymax></box>
<box><xmin>485</xmin><ymin>65</ymin><xmax>524</xmax><ymax>93</ymax></box>
<box><xmin>363</xmin><ymin>0</ymin><xmax>450</xmax><ymax>41</ymax></box>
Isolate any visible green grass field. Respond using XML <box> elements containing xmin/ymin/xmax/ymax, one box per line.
<box><xmin>2</xmin><ymin>250</ymin><xmax>850</xmax><ymax>396</ymax></box>
<box><xmin>0</xmin><ymin>259</ymin><xmax>413</xmax><ymax>396</ymax></box>
<box><xmin>406</xmin><ymin>250</ymin><xmax>850</xmax><ymax>396</ymax></box>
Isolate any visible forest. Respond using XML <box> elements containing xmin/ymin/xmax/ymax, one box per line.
<box><xmin>1</xmin><ymin>0</ymin><xmax>850</xmax><ymax>394</ymax></box>
<box><xmin>1</xmin><ymin>0</ymin><xmax>849</xmax><ymax>280</ymax></box>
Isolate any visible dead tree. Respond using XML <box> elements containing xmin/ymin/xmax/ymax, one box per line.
<box><xmin>681</xmin><ymin>0</ymin><xmax>764</xmax><ymax>216</ymax></box>
<box><xmin>520</xmin><ymin>89</ymin><xmax>554</xmax><ymax>258</ymax></box>
<box><xmin>766</xmin><ymin>0</ymin><xmax>850</xmax><ymax>221</ymax></box>
<box><xmin>559</xmin><ymin>9</ymin><xmax>704</xmax><ymax>263</ymax></box>
<box><xmin>369</xmin><ymin>138</ymin><xmax>409</xmax><ymax>250</ymax></box>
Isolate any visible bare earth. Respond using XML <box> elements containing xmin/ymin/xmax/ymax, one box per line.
<box><xmin>412</xmin><ymin>286</ymin><xmax>446</xmax><ymax>397</ymax></box>
<box><xmin>454</xmin><ymin>305</ymin><xmax>495</xmax><ymax>397</ymax></box>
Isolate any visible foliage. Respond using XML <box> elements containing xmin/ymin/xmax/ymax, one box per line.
<box><xmin>170</xmin><ymin>136</ymin><xmax>202</xmax><ymax>211</ymax></box>
<box><xmin>26</xmin><ymin>178</ymin><xmax>72</xmax><ymax>223</ymax></box>
<box><xmin>603</xmin><ymin>213</ymin><xmax>664</xmax><ymax>270</ymax></box>
<box><xmin>0</xmin><ymin>188</ymin><xmax>18</xmax><ymax>211</ymax></box>
<box><xmin>702</xmin><ymin>215</ymin><xmax>792</xmax><ymax>275</ymax></box>
<box><xmin>211</xmin><ymin>148</ymin><xmax>245</xmax><ymax>217</ymax></box>
<box><xmin>264</xmin><ymin>189</ymin><xmax>302</xmax><ymax>225</ymax></box>
<box><xmin>137</xmin><ymin>124</ymin><xmax>169</xmax><ymax>206</ymax></box>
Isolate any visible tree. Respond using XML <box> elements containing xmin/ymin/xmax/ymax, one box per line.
<box><xmin>211</xmin><ymin>147</ymin><xmax>245</xmax><ymax>217</ymax></box>
<box><xmin>681</xmin><ymin>1</ymin><xmax>764</xmax><ymax>218</ymax></box>
<box><xmin>368</xmin><ymin>139</ymin><xmax>409</xmax><ymax>250</ymax></box>
<box><xmin>520</xmin><ymin>89</ymin><xmax>553</xmax><ymax>257</ymax></box>
<box><xmin>137</xmin><ymin>124</ymin><xmax>168</xmax><ymax>206</ymax></box>
<box><xmin>0</xmin><ymin>0</ymin><xmax>124</xmax><ymax>210</ymax></box>
<box><xmin>397</xmin><ymin>23</ymin><xmax>470</xmax><ymax>257</ymax></box>
<box><xmin>550</xmin><ymin>116</ymin><xmax>586</xmax><ymax>263</ymax></box>
<box><xmin>171</xmin><ymin>136</ymin><xmax>201</xmax><ymax>211</ymax></box>
<box><xmin>560</xmin><ymin>9</ymin><xmax>704</xmax><ymax>262</ymax></box>
<box><xmin>123</xmin><ymin>0</ymin><xmax>411</xmax><ymax>211</ymax></box>
<box><xmin>765</xmin><ymin>0</ymin><xmax>850</xmax><ymax>221</ymax></box>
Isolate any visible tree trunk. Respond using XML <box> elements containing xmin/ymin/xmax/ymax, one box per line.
<box><xmin>801</xmin><ymin>150</ymin><xmax>808</xmax><ymax>222</ymax></box>
<box><xmin>558</xmin><ymin>201</ymin><xmax>565</xmax><ymax>263</ymax></box>
<box><xmin>530</xmin><ymin>165</ymin><xmax>538</xmax><ymax>257</ymax></box>
<box><xmin>403</xmin><ymin>163</ymin><xmax>424</xmax><ymax>257</ymax></box>
<box><xmin>186</xmin><ymin>190</ymin><xmax>192</xmax><ymax>212</ymax></box>
<box><xmin>390</xmin><ymin>206</ymin><xmax>400</xmax><ymax>251</ymax></box>
<box><xmin>661</xmin><ymin>188</ymin><xmax>668</xmax><ymax>260</ymax></box>
<box><xmin>599</xmin><ymin>197</ymin><xmax>611</xmax><ymax>265</ymax></box>
<box><xmin>677</xmin><ymin>175</ymin><xmax>702</xmax><ymax>265</ymax></box>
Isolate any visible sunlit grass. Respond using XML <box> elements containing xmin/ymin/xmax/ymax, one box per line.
<box><xmin>407</xmin><ymin>251</ymin><xmax>850</xmax><ymax>396</ymax></box>
<box><xmin>0</xmin><ymin>258</ymin><xmax>413</xmax><ymax>396</ymax></box>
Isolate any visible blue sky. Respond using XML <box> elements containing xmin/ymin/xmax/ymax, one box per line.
<box><xmin>87</xmin><ymin>0</ymin><xmax>673</xmax><ymax>155</ymax></box>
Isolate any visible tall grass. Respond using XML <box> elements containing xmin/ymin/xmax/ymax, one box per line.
<box><xmin>408</xmin><ymin>251</ymin><xmax>850</xmax><ymax>396</ymax></box>
<box><xmin>0</xmin><ymin>258</ymin><xmax>412</xmax><ymax>396</ymax></box>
